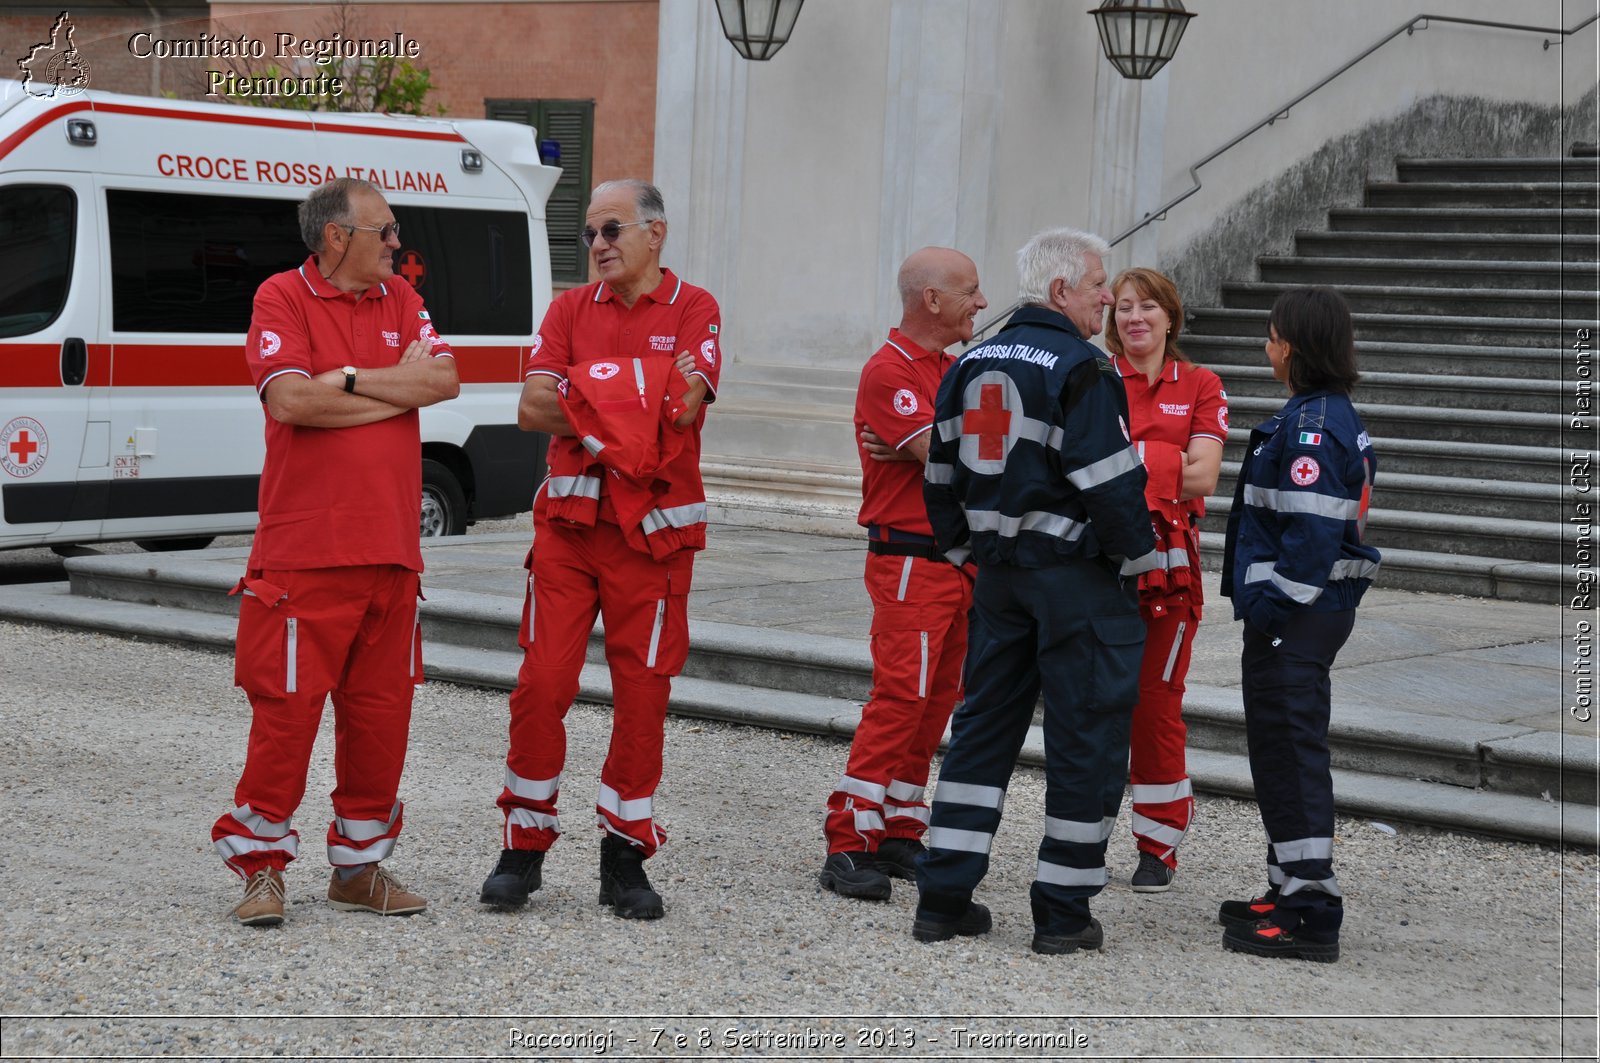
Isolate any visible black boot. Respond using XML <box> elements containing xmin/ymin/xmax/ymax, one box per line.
<box><xmin>599</xmin><ymin>833</ymin><xmax>665</xmax><ymax>920</ymax></box>
<box><xmin>480</xmin><ymin>848</ymin><xmax>544</xmax><ymax>909</ymax></box>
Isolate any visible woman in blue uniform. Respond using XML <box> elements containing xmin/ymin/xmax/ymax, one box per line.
<box><xmin>1219</xmin><ymin>286</ymin><xmax>1380</xmax><ymax>963</ymax></box>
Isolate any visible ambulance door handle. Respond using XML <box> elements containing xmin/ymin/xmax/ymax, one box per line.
<box><xmin>60</xmin><ymin>337</ymin><xmax>87</xmax><ymax>387</ymax></box>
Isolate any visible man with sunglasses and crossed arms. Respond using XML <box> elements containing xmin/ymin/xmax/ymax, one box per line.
<box><xmin>213</xmin><ymin>178</ymin><xmax>459</xmax><ymax>926</ymax></box>
<box><xmin>480</xmin><ymin>179</ymin><xmax>720</xmax><ymax>919</ymax></box>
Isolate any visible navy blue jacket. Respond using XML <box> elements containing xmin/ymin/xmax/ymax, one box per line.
<box><xmin>1222</xmin><ymin>389</ymin><xmax>1381</xmax><ymax>634</ymax></box>
<box><xmin>923</xmin><ymin>305</ymin><xmax>1156</xmax><ymax>571</ymax></box>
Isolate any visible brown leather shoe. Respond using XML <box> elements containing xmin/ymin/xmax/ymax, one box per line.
<box><xmin>327</xmin><ymin>864</ymin><xmax>427</xmax><ymax>916</ymax></box>
<box><xmin>234</xmin><ymin>868</ymin><xmax>285</xmax><ymax>927</ymax></box>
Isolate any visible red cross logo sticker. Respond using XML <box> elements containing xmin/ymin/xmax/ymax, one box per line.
<box><xmin>963</xmin><ymin>383</ymin><xmax>1012</xmax><ymax>461</ymax></box>
<box><xmin>398</xmin><ymin>250</ymin><xmax>427</xmax><ymax>288</ymax></box>
<box><xmin>1</xmin><ymin>416</ymin><xmax>49</xmax><ymax>478</ymax></box>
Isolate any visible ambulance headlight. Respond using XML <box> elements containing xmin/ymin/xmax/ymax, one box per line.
<box><xmin>66</xmin><ymin>118</ymin><xmax>97</xmax><ymax>146</ymax></box>
<box><xmin>460</xmin><ymin>149</ymin><xmax>483</xmax><ymax>173</ymax></box>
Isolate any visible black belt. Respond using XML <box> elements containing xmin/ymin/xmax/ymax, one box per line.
<box><xmin>868</xmin><ymin>540</ymin><xmax>947</xmax><ymax>562</ymax></box>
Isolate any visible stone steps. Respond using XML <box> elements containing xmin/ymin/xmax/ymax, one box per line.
<box><xmin>0</xmin><ymin>551</ymin><xmax>1587</xmax><ymax>846</ymax></box>
<box><xmin>1221</xmin><ymin>280</ymin><xmax>1595</xmax><ymax>319</ymax></box>
<box><xmin>1222</xmin><ymin>392</ymin><xmax>1570</xmax><ymax>449</ymax></box>
<box><xmin>1200</xmin><ymin>494</ymin><xmax>1559</xmax><ymax>565</ymax></box>
<box><xmin>1184</xmin><ymin>305</ymin><xmax>1561</xmax><ymax>347</ymax></box>
<box><xmin>1325</xmin><ymin>206</ymin><xmax>1599</xmax><ymax>236</ymax></box>
<box><xmin>1257</xmin><ymin>254</ymin><xmax>1587</xmax><ymax>290</ymax></box>
<box><xmin>1181</xmin><ymin>153</ymin><xmax>1596</xmax><ymax>601</ymax></box>
<box><xmin>1395</xmin><ymin>156</ymin><xmax>1600</xmax><ymax>183</ymax></box>
<box><xmin>1182</xmin><ymin>334</ymin><xmax>1562</xmax><ymax>379</ymax></box>
<box><xmin>1365</xmin><ymin>180</ymin><xmax>1598</xmax><ymax>209</ymax></box>
<box><xmin>1215</xmin><ymin>363</ymin><xmax>1561</xmax><ymax>413</ymax></box>
<box><xmin>1294</xmin><ymin>230</ymin><xmax>1600</xmax><ymax>263</ymax></box>
<box><xmin>1219</xmin><ymin>433</ymin><xmax>1558</xmax><ymax>482</ymax></box>
<box><xmin>1214</xmin><ymin>460</ymin><xmax>1569</xmax><ymax>523</ymax></box>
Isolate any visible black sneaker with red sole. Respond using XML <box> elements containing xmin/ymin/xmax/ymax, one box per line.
<box><xmin>1222</xmin><ymin>918</ymin><xmax>1339</xmax><ymax>963</ymax></box>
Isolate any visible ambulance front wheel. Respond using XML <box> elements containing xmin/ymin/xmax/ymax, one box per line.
<box><xmin>421</xmin><ymin>458</ymin><xmax>468</xmax><ymax>538</ymax></box>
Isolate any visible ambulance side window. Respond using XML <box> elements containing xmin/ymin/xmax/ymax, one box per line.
<box><xmin>0</xmin><ymin>185</ymin><xmax>75</xmax><ymax>339</ymax></box>
<box><xmin>107</xmin><ymin>190</ymin><xmax>304</xmax><ymax>333</ymax></box>
<box><xmin>388</xmin><ymin>206</ymin><xmax>532</xmax><ymax>335</ymax></box>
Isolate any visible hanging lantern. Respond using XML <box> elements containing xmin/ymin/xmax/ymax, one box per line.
<box><xmin>1089</xmin><ymin>0</ymin><xmax>1196</xmax><ymax>80</ymax></box>
<box><xmin>715</xmin><ymin>0</ymin><xmax>806</xmax><ymax>61</ymax></box>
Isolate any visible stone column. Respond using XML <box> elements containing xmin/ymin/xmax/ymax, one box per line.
<box><xmin>653</xmin><ymin>0</ymin><xmax>748</xmax><ymax>331</ymax></box>
<box><xmin>875</xmin><ymin>0</ymin><xmax>1004</xmax><ymax>325</ymax></box>
<box><xmin>1088</xmin><ymin>59</ymin><xmax>1169</xmax><ymax>277</ymax></box>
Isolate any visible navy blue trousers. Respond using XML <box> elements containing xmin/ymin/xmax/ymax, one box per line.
<box><xmin>1240</xmin><ymin>609</ymin><xmax>1355</xmax><ymax>938</ymax></box>
<box><xmin>917</xmin><ymin>560</ymin><xmax>1143</xmax><ymax>934</ymax></box>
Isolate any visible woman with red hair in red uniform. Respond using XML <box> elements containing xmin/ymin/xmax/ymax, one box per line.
<box><xmin>1103</xmin><ymin>267</ymin><xmax>1227</xmax><ymax>892</ymax></box>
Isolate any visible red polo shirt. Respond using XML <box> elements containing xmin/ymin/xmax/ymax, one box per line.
<box><xmin>1109</xmin><ymin>353</ymin><xmax>1228</xmax><ymax>505</ymax></box>
<box><xmin>855</xmin><ymin>328</ymin><xmax>952</xmax><ymax>535</ymax></box>
<box><xmin>244</xmin><ymin>257</ymin><xmax>454</xmax><ymax>572</ymax></box>
<box><xmin>525</xmin><ymin>269</ymin><xmax>721</xmax><ymax>516</ymax></box>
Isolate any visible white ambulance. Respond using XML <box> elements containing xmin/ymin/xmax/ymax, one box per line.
<box><xmin>0</xmin><ymin>78</ymin><xmax>559</xmax><ymax>550</ymax></box>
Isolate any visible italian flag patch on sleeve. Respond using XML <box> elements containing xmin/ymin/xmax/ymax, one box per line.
<box><xmin>1298</xmin><ymin>431</ymin><xmax>1323</xmax><ymax>445</ymax></box>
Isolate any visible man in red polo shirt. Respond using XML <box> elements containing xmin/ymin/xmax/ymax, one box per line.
<box><xmin>819</xmin><ymin>247</ymin><xmax>986</xmax><ymax>900</ymax></box>
<box><xmin>480</xmin><ymin>178</ymin><xmax>720</xmax><ymax>920</ymax></box>
<box><xmin>212</xmin><ymin>178</ymin><xmax>460</xmax><ymax>927</ymax></box>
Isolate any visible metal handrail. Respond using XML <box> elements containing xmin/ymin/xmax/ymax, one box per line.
<box><xmin>966</xmin><ymin>10</ymin><xmax>1600</xmax><ymax>344</ymax></box>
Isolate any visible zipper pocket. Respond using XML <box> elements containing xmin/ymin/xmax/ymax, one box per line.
<box><xmin>918</xmin><ymin>630</ymin><xmax>929</xmax><ymax>698</ymax></box>
<box><xmin>1160</xmin><ymin>620</ymin><xmax>1186</xmax><ymax>684</ymax></box>
<box><xmin>285</xmin><ymin>616</ymin><xmax>299</xmax><ymax>694</ymax></box>
<box><xmin>645</xmin><ymin>599</ymin><xmax>666</xmax><ymax>669</ymax></box>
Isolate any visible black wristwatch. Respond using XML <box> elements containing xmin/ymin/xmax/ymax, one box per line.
<box><xmin>342</xmin><ymin>365</ymin><xmax>357</xmax><ymax>393</ymax></box>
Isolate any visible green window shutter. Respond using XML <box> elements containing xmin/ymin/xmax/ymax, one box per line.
<box><xmin>484</xmin><ymin>97</ymin><xmax>593</xmax><ymax>285</ymax></box>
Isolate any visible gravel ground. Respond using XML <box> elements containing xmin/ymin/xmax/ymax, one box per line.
<box><xmin>0</xmin><ymin>622</ymin><xmax>1595</xmax><ymax>1060</ymax></box>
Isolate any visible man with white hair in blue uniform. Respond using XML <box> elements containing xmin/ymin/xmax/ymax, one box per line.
<box><xmin>914</xmin><ymin>227</ymin><xmax>1158</xmax><ymax>955</ymax></box>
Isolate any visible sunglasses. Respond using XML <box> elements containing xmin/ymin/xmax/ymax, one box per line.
<box><xmin>580</xmin><ymin>219</ymin><xmax>651</xmax><ymax>248</ymax></box>
<box><xmin>344</xmin><ymin>222</ymin><xmax>400</xmax><ymax>242</ymax></box>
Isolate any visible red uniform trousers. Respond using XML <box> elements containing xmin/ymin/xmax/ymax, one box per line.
<box><xmin>499</xmin><ymin>514</ymin><xmax>692</xmax><ymax>858</ymax></box>
<box><xmin>825</xmin><ymin>553</ymin><xmax>971</xmax><ymax>853</ymax></box>
<box><xmin>212</xmin><ymin>565</ymin><xmax>423</xmax><ymax>878</ymax></box>
<box><xmin>1128</xmin><ymin>594</ymin><xmax>1198</xmax><ymax>868</ymax></box>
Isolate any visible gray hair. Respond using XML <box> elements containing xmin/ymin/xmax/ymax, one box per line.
<box><xmin>1016</xmin><ymin>227</ymin><xmax>1111</xmax><ymax>306</ymax></box>
<box><xmin>298</xmin><ymin>178</ymin><xmax>381</xmax><ymax>253</ymax></box>
<box><xmin>593</xmin><ymin>178</ymin><xmax>666</xmax><ymax>223</ymax></box>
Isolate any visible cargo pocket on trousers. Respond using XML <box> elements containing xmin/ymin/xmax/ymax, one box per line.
<box><xmin>869</xmin><ymin>604</ymin><xmax>929</xmax><ymax>701</ymax></box>
<box><xmin>646</xmin><ymin>553</ymin><xmax>693</xmax><ymax>677</ymax></box>
<box><xmin>1087</xmin><ymin>612</ymin><xmax>1147</xmax><ymax>713</ymax></box>
<box><xmin>231</xmin><ymin>575</ymin><xmax>295</xmax><ymax>699</ymax></box>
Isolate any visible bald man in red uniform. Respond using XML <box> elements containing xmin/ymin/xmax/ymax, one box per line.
<box><xmin>819</xmin><ymin>247</ymin><xmax>987</xmax><ymax>901</ymax></box>
<box><xmin>480</xmin><ymin>179</ymin><xmax>720</xmax><ymax>920</ymax></box>
<box><xmin>213</xmin><ymin>177</ymin><xmax>460</xmax><ymax>927</ymax></box>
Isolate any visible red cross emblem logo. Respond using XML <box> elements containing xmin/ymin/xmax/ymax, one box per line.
<box><xmin>1290</xmin><ymin>456</ymin><xmax>1321</xmax><ymax>486</ymax></box>
<box><xmin>963</xmin><ymin>383</ymin><xmax>1012</xmax><ymax>461</ymax></box>
<box><xmin>398</xmin><ymin>250</ymin><xmax>427</xmax><ymax>288</ymax></box>
<box><xmin>1</xmin><ymin>416</ymin><xmax>49</xmax><ymax>478</ymax></box>
<box><xmin>589</xmin><ymin>362</ymin><xmax>620</xmax><ymax>380</ymax></box>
